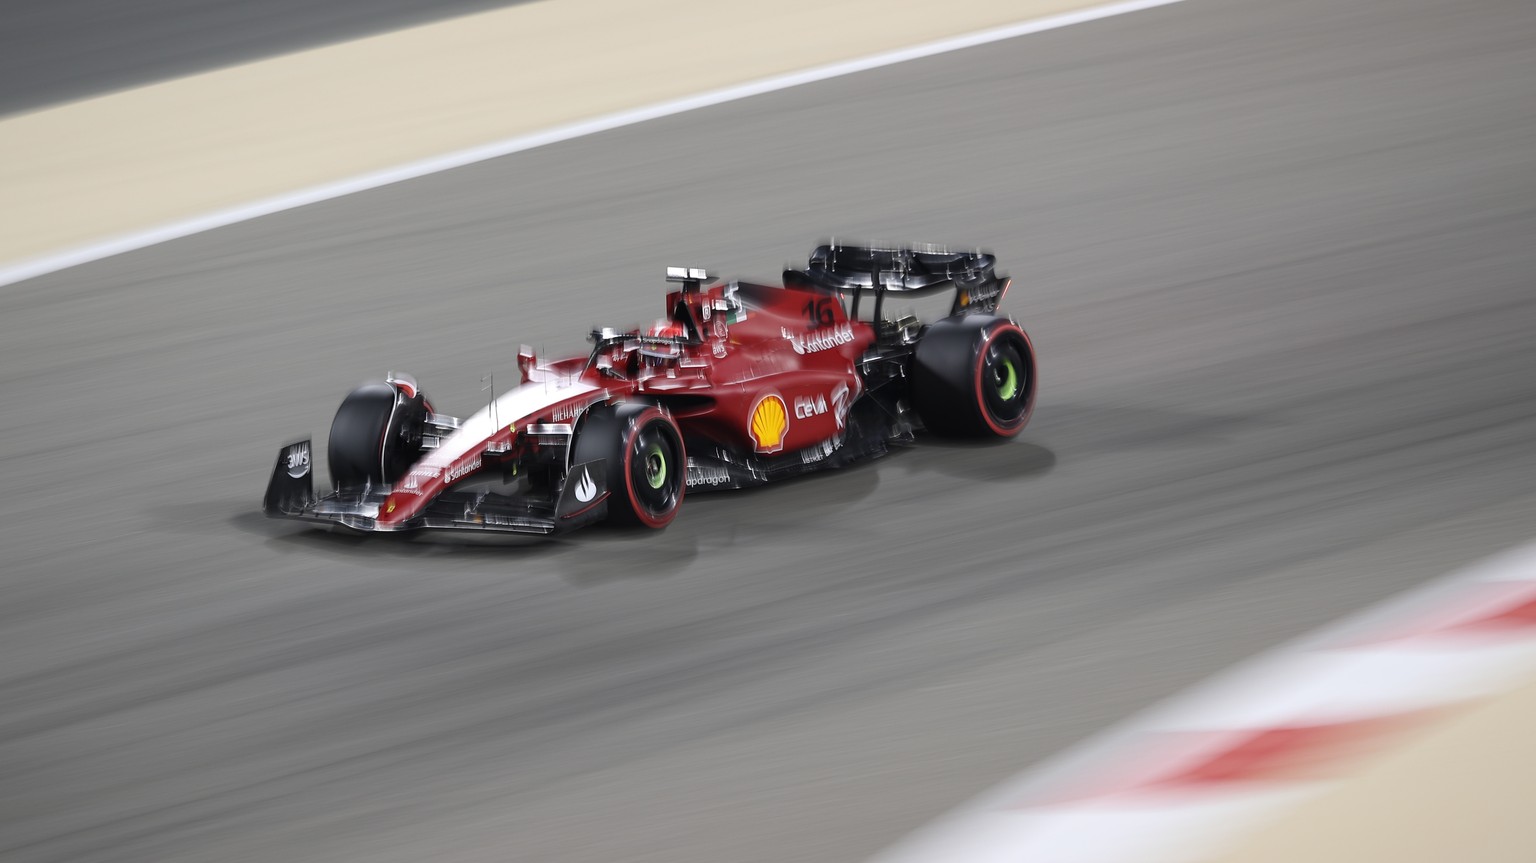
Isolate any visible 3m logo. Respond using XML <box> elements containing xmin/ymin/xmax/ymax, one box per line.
<box><xmin>749</xmin><ymin>394</ymin><xmax>788</xmax><ymax>453</ymax></box>
<box><xmin>284</xmin><ymin>442</ymin><xmax>310</xmax><ymax>479</ymax></box>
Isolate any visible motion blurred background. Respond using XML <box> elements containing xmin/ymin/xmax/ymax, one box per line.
<box><xmin>2</xmin><ymin>0</ymin><xmax>1534</xmax><ymax>860</ymax></box>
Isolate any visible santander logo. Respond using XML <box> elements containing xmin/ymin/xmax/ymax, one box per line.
<box><xmin>445</xmin><ymin>455</ymin><xmax>481</xmax><ymax>483</ymax></box>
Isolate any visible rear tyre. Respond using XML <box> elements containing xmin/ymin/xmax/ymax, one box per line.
<box><xmin>328</xmin><ymin>380</ymin><xmax>429</xmax><ymax>489</ymax></box>
<box><xmin>912</xmin><ymin>315</ymin><xmax>1036</xmax><ymax>438</ymax></box>
<box><xmin>571</xmin><ymin>403</ymin><xmax>686</xmax><ymax>528</ymax></box>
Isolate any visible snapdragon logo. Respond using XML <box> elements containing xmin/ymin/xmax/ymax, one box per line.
<box><xmin>687</xmin><ymin>464</ymin><xmax>731</xmax><ymax>488</ymax></box>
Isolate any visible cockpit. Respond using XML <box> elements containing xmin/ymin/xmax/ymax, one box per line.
<box><xmin>579</xmin><ymin>266</ymin><xmax>752</xmax><ymax>382</ymax></box>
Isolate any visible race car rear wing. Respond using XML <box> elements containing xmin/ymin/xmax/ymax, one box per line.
<box><xmin>784</xmin><ymin>243</ymin><xmax>1008</xmax><ymax>319</ymax></box>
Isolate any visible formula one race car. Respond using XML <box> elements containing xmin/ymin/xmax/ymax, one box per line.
<box><xmin>263</xmin><ymin>243</ymin><xmax>1036</xmax><ymax>535</ymax></box>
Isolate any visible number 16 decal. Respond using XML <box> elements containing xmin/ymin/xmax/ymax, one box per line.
<box><xmin>803</xmin><ymin>297</ymin><xmax>836</xmax><ymax>328</ymax></box>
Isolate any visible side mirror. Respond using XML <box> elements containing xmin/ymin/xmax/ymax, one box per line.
<box><xmin>518</xmin><ymin>345</ymin><xmax>536</xmax><ymax>383</ymax></box>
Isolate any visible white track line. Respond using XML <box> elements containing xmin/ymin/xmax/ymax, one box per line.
<box><xmin>0</xmin><ymin>0</ymin><xmax>1189</xmax><ymax>288</ymax></box>
<box><xmin>871</xmin><ymin>540</ymin><xmax>1536</xmax><ymax>862</ymax></box>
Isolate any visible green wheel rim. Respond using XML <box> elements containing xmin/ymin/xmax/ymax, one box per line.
<box><xmin>644</xmin><ymin>443</ymin><xmax>668</xmax><ymax>489</ymax></box>
<box><xmin>994</xmin><ymin>357</ymin><xmax>1019</xmax><ymax>401</ymax></box>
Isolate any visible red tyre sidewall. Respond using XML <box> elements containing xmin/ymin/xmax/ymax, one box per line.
<box><xmin>972</xmin><ymin>322</ymin><xmax>1037</xmax><ymax>437</ymax></box>
<box><xmin>621</xmin><ymin>406</ymin><xmax>686</xmax><ymax>529</ymax></box>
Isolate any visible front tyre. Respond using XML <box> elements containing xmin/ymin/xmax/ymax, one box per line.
<box><xmin>912</xmin><ymin>316</ymin><xmax>1036</xmax><ymax>438</ymax></box>
<box><xmin>328</xmin><ymin>380</ymin><xmax>429</xmax><ymax>489</ymax></box>
<box><xmin>571</xmin><ymin>403</ymin><xmax>686</xmax><ymax>528</ymax></box>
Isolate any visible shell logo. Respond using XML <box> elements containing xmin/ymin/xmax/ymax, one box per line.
<box><xmin>749</xmin><ymin>394</ymin><xmax>789</xmax><ymax>453</ymax></box>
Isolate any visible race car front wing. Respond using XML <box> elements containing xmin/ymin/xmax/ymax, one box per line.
<box><xmin>263</xmin><ymin>440</ymin><xmax>608</xmax><ymax>535</ymax></box>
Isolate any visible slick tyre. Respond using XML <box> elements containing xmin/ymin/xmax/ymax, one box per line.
<box><xmin>912</xmin><ymin>315</ymin><xmax>1036</xmax><ymax>438</ymax></box>
<box><xmin>328</xmin><ymin>381</ymin><xmax>429</xmax><ymax>489</ymax></box>
<box><xmin>572</xmin><ymin>403</ymin><xmax>686</xmax><ymax>528</ymax></box>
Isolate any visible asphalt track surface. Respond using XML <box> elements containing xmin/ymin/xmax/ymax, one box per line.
<box><xmin>0</xmin><ymin>0</ymin><xmax>532</xmax><ymax>116</ymax></box>
<box><xmin>3</xmin><ymin>0</ymin><xmax>1535</xmax><ymax>860</ymax></box>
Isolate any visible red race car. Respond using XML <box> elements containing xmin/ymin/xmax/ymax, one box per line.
<box><xmin>263</xmin><ymin>243</ymin><xmax>1036</xmax><ymax>534</ymax></box>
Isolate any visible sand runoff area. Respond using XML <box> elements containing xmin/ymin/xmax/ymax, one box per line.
<box><xmin>0</xmin><ymin>0</ymin><xmax>1103</xmax><ymax>269</ymax></box>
